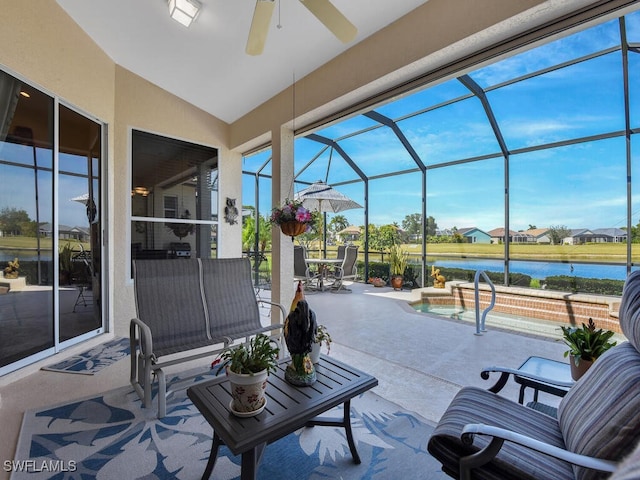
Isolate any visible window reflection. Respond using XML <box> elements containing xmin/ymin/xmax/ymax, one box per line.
<box><xmin>0</xmin><ymin>71</ymin><xmax>55</xmax><ymax>367</ymax></box>
<box><xmin>58</xmin><ymin>104</ymin><xmax>102</xmax><ymax>343</ymax></box>
<box><xmin>131</xmin><ymin>130</ymin><xmax>218</xmax><ymax>262</ymax></box>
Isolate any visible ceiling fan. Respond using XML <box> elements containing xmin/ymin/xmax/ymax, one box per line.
<box><xmin>246</xmin><ymin>0</ymin><xmax>357</xmax><ymax>56</ymax></box>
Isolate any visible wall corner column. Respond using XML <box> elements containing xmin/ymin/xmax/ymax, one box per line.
<box><xmin>271</xmin><ymin>126</ymin><xmax>295</xmax><ymax>318</ymax></box>
<box><xmin>218</xmin><ymin>148</ymin><xmax>243</xmax><ymax>258</ymax></box>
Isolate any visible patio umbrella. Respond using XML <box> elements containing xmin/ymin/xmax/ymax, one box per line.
<box><xmin>71</xmin><ymin>193</ymin><xmax>97</xmax><ymax>222</ymax></box>
<box><xmin>294</xmin><ymin>181</ymin><xmax>362</xmax><ymax>213</ymax></box>
<box><xmin>294</xmin><ymin>181</ymin><xmax>362</xmax><ymax>255</ymax></box>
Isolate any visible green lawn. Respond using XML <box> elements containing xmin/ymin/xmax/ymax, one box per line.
<box><xmin>3</xmin><ymin>235</ymin><xmax>636</xmax><ymax>263</ymax></box>
<box><xmin>407</xmin><ymin>242</ymin><xmax>631</xmax><ymax>261</ymax></box>
<box><xmin>307</xmin><ymin>241</ymin><xmax>635</xmax><ymax>263</ymax></box>
<box><xmin>0</xmin><ymin>236</ymin><xmax>87</xmax><ymax>251</ymax></box>
<box><xmin>0</xmin><ymin>236</ymin><xmax>54</xmax><ymax>250</ymax></box>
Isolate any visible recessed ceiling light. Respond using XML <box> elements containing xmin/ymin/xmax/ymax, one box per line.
<box><xmin>168</xmin><ymin>0</ymin><xmax>201</xmax><ymax>28</ymax></box>
<box><xmin>19</xmin><ymin>91</ymin><xmax>30</xmax><ymax>98</ymax></box>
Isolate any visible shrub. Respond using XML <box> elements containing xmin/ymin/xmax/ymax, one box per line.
<box><xmin>544</xmin><ymin>276</ymin><xmax>624</xmax><ymax>296</ymax></box>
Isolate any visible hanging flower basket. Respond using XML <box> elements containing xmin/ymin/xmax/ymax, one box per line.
<box><xmin>280</xmin><ymin>221</ymin><xmax>307</xmax><ymax>237</ymax></box>
<box><xmin>270</xmin><ymin>198</ymin><xmax>317</xmax><ymax>240</ymax></box>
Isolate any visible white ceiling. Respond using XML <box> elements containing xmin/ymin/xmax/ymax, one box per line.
<box><xmin>55</xmin><ymin>0</ymin><xmax>430</xmax><ymax>124</ymax></box>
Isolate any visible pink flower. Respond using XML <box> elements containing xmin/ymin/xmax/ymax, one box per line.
<box><xmin>295</xmin><ymin>207</ymin><xmax>311</xmax><ymax>222</ymax></box>
<box><xmin>270</xmin><ymin>199</ymin><xmax>317</xmax><ymax>229</ymax></box>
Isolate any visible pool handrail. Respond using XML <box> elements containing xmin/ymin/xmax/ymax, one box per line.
<box><xmin>474</xmin><ymin>270</ymin><xmax>496</xmax><ymax>335</ymax></box>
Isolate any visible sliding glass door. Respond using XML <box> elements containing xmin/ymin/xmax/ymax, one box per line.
<box><xmin>58</xmin><ymin>104</ymin><xmax>102</xmax><ymax>342</ymax></box>
<box><xmin>0</xmin><ymin>69</ymin><xmax>104</xmax><ymax>372</ymax></box>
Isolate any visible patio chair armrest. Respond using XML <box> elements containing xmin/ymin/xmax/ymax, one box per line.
<box><xmin>257</xmin><ymin>299</ymin><xmax>287</xmax><ymax>323</ymax></box>
<box><xmin>481</xmin><ymin>366</ymin><xmax>574</xmax><ymax>394</ymax></box>
<box><xmin>461</xmin><ymin>423</ymin><xmax>618</xmax><ymax>473</ymax></box>
<box><xmin>249</xmin><ymin>323</ymin><xmax>284</xmax><ymax>336</ymax></box>
<box><xmin>130</xmin><ymin>317</ymin><xmax>153</xmax><ymax>360</ymax></box>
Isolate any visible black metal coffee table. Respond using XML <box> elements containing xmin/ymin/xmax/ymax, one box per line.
<box><xmin>187</xmin><ymin>355</ymin><xmax>378</xmax><ymax>480</ymax></box>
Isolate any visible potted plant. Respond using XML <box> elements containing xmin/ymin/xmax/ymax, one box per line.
<box><xmin>559</xmin><ymin>318</ymin><xmax>617</xmax><ymax>380</ymax></box>
<box><xmin>270</xmin><ymin>198</ymin><xmax>317</xmax><ymax>239</ymax></box>
<box><xmin>389</xmin><ymin>244</ymin><xmax>408</xmax><ymax>290</ymax></box>
<box><xmin>212</xmin><ymin>334</ymin><xmax>280</xmax><ymax>416</ymax></box>
<box><xmin>310</xmin><ymin>324</ymin><xmax>332</xmax><ymax>364</ymax></box>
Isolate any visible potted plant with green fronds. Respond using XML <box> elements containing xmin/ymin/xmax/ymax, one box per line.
<box><xmin>212</xmin><ymin>334</ymin><xmax>279</xmax><ymax>416</ymax></box>
<box><xmin>389</xmin><ymin>244</ymin><xmax>408</xmax><ymax>290</ymax></box>
<box><xmin>559</xmin><ymin>318</ymin><xmax>617</xmax><ymax>380</ymax></box>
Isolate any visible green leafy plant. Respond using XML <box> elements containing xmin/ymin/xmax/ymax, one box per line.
<box><xmin>212</xmin><ymin>334</ymin><xmax>280</xmax><ymax>375</ymax></box>
<box><xmin>59</xmin><ymin>242</ymin><xmax>74</xmax><ymax>273</ymax></box>
<box><xmin>389</xmin><ymin>244</ymin><xmax>408</xmax><ymax>276</ymax></box>
<box><xmin>559</xmin><ymin>318</ymin><xmax>617</xmax><ymax>366</ymax></box>
<box><xmin>314</xmin><ymin>324</ymin><xmax>332</xmax><ymax>354</ymax></box>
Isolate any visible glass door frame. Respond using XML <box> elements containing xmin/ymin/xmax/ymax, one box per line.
<box><xmin>0</xmin><ymin>68</ymin><xmax>107</xmax><ymax>376</ymax></box>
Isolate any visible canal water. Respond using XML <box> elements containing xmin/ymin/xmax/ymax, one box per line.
<box><xmin>424</xmin><ymin>258</ymin><xmax>629</xmax><ymax>281</ymax></box>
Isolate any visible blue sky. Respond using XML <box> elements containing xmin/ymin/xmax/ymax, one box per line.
<box><xmin>242</xmin><ymin>10</ymin><xmax>640</xmax><ymax>235</ymax></box>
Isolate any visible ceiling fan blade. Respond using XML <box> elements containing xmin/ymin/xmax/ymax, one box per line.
<box><xmin>299</xmin><ymin>0</ymin><xmax>357</xmax><ymax>44</ymax></box>
<box><xmin>246</xmin><ymin>0</ymin><xmax>275</xmax><ymax>56</ymax></box>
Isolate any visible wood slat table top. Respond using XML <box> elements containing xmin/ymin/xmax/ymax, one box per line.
<box><xmin>187</xmin><ymin>355</ymin><xmax>378</xmax><ymax>455</ymax></box>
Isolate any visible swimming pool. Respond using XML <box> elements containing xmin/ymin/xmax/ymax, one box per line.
<box><xmin>412</xmin><ymin>302</ymin><xmax>565</xmax><ymax>339</ymax></box>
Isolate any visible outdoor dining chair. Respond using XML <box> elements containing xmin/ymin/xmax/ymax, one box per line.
<box><xmin>293</xmin><ymin>245</ymin><xmax>319</xmax><ymax>289</ymax></box>
<box><xmin>331</xmin><ymin>245</ymin><xmax>358</xmax><ymax>293</ymax></box>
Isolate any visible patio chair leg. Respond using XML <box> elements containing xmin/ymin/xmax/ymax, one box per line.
<box><xmin>157</xmin><ymin>369</ymin><xmax>167</xmax><ymax>418</ymax></box>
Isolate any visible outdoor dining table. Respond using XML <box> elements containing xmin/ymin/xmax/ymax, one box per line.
<box><xmin>305</xmin><ymin>257</ymin><xmax>343</xmax><ymax>290</ymax></box>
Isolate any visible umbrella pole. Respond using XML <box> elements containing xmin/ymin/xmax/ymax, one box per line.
<box><xmin>323</xmin><ymin>212</ymin><xmax>327</xmax><ymax>257</ymax></box>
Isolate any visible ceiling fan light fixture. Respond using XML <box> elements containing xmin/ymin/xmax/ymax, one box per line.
<box><xmin>168</xmin><ymin>0</ymin><xmax>201</xmax><ymax>28</ymax></box>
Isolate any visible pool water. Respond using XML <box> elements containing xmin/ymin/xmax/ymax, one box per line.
<box><xmin>412</xmin><ymin>302</ymin><xmax>564</xmax><ymax>339</ymax></box>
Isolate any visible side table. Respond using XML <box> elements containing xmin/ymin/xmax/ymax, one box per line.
<box><xmin>514</xmin><ymin>355</ymin><xmax>574</xmax><ymax>404</ymax></box>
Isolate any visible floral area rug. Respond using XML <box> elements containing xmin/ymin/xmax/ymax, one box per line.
<box><xmin>13</xmin><ymin>367</ymin><xmax>447</xmax><ymax>479</ymax></box>
<box><xmin>41</xmin><ymin>337</ymin><xmax>130</xmax><ymax>375</ymax></box>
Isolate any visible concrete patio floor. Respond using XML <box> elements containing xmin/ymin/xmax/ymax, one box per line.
<box><xmin>302</xmin><ymin>281</ymin><xmax>571</xmax><ymax>423</ymax></box>
<box><xmin>0</xmin><ymin>280</ymin><xmax>585</xmax><ymax>479</ymax></box>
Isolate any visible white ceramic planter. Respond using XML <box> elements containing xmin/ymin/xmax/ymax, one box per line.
<box><xmin>227</xmin><ymin>368</ymin><xmax>268</xmax><ymax>416</ymax></box>
<box><xmin>310</xmin><ymin>343</ymin><xmax>321</xmax><ymax>364</ymax></box>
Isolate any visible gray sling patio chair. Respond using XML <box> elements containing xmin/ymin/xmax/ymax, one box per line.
<box><xmin>427</xmin><ymin>270</ymin><xmax>640</xmax><ymax>480</ymax></box>
<box><xmin>131</xmin><ymin>257</ymin><xmax>285</xmax><ymax>418</ymax></box>
<box><xmin>131</xmin><ymin>259</ymin><xmax>224</xmax><ymax>417</ymax></box>
<box><xmin>199</xmin><ymin>257</ymin><xmax>285</xmax><ymax>345</ymax></box>
<box><xmin>293</xmin><ymin>245</ymin><xmax>319</xmax><ymax>289</ymax></box>
<box><xmin>71</xmin><ymin>244</ymin><xmax>92</xmax><ymax>312</ymax></box>
<box><xmin>331</xmin><ymin>245</ymin><xmax>358</xmax><ymax>293</ymax></box>
<box><xmin>329</xmin><ymin>245</ymin><xmax>347</xmax><ymax>277</ymax></box>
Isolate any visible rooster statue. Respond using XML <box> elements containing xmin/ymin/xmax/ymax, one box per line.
<box><xmin>284</xmin><ymin>281</ymin><xmax>317</xmax><ymax>386</ymax></box>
